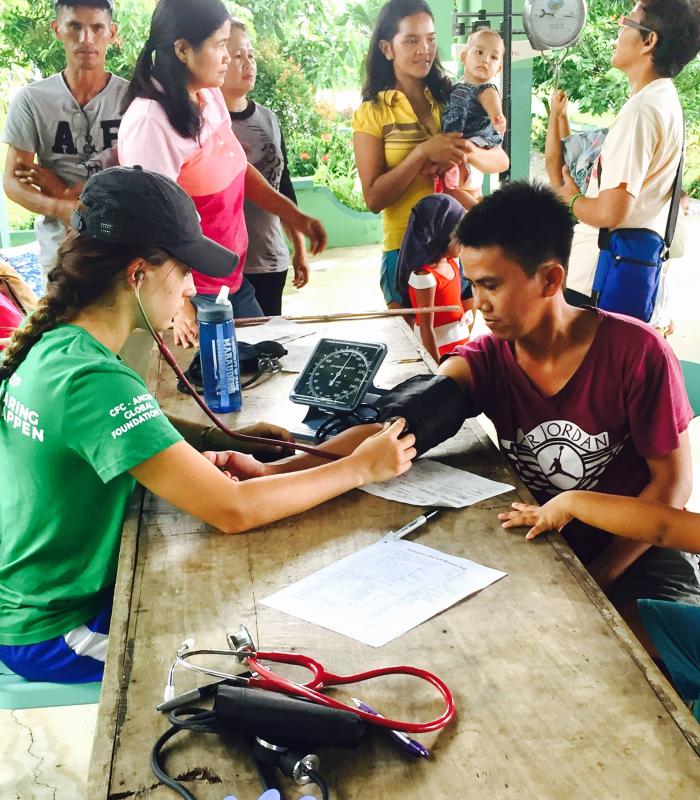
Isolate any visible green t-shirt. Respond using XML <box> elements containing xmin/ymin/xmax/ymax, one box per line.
<box><xmin>0</xmin><ymin>325</ymin><xmax>182</xmax><ymax>645</ymax></box>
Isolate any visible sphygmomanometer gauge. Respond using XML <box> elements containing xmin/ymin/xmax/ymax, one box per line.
<box><xmin>290</xmin><ymin>339</ymin><xmax>387</xmax><ymax>413</ymax></box>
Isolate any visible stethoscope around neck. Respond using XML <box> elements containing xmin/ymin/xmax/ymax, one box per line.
<box><xmin>133</xmin><ymin>282</ymin><xmax>340</xmax><ymax>461</ymax></box>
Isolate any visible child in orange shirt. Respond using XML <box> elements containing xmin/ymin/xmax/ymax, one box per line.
<box><xmin>395</xmin><ymin>194</ymin><xmax>470</xmax><ymax>362</ymax></box>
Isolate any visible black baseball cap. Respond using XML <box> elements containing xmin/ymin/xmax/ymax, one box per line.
<box><xmin>72</xmin><ymin>166</ymin><xmax>238</xmax><ymax>278</ymax></box>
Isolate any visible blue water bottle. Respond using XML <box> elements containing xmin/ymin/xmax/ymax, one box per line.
<box><xmin>197</xmin><ymin>286</ymin><xmax>242</xmax><ymax>413</ymax></box>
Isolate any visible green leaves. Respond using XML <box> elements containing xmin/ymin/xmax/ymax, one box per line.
<box><xmin>532</xmin><ymin>1</ymin><xmax>630</xmax><ymax>116</ymax></box>
<box><xmin>531</xmin><ymin>0</ymin><xmax>699</xmax><ymax>182</ymax></box>
<box><xmin>0</xmin><ymin>0</ymin><xmax>151</xmax><ymax>79</ymax></box>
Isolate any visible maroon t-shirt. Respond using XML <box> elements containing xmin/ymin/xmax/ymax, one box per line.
<box><xmin>451</xmin><ymin>310</ymin><xmax>693</xmax><ymax>563</ymax></box>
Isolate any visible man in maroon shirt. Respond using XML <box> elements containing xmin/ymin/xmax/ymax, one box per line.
<box><xmin>439</xmin><ymin>181</ymin><xmax>699</xmax><ymax>654</ymax></box>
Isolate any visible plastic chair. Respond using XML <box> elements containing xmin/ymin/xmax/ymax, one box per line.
<box><xmin>681</xmin><ymin>360</ymin><xmax>700</xmax><ymax>418</ymax></box>
<box><xmin>0</xmin><ymin>659</ymin><xmax>101</xmax><ymax>710</ymax></box>
<box><xmin>637</xmin><ymin>600</ymin><xmax>700</xmax><ymax>723</ymax></box>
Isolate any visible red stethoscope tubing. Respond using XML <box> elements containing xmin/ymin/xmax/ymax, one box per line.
<box><xmin>244</xmin><ymin>650</ymin><xmax>456</xmax><ymax>734</ymax></box>
<box><xmin>150</xmin><ymin>329</ymin><xmax>339</xmax><ymax>461</ymax></box>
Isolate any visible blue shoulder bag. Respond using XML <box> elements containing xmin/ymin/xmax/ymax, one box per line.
<box><xmin>592</xmin><ymin>128</ymin><xmax>685</xmax><ymax>322</ymax></box>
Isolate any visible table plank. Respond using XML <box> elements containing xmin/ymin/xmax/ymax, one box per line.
<box><xmin>89</xmin><ymin>318</ymin><xmax>700</xmax><ymax>799</ymax></box>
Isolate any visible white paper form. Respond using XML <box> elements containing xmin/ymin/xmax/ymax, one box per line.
<box><xmin>280</xmin><ymin>342</ymin><xmax>314</xmax><ymax>373</ymax></box>
<box><xmin>262</xmin><ymin>540</ymin><xmax>506</xmax><ymax>647</ymax></box>
<box><xmin>237</xmin><ymin>318</ymin><xmax>311</xmax><ymax>345</ymax></box>
<box><xmin>360</xmin><ymin>458</ymin><xmax>514</xmax><ymax>508</ymax></box>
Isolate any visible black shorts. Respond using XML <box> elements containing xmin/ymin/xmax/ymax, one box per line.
<box><xmin>610</xmin><ymin>547</ymin><xmax>700</xmax><ymax>609</ymax></box>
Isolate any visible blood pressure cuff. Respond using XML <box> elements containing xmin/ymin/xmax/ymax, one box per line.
<box><xmin>239</xmin><ymin>340</ymin><xmax>288</xmax><ymax>373</ymax></box>
<box><xmin>376</xmin><ymin>374</ymin><xmax>467</xmax><ymax>456</ymax></box>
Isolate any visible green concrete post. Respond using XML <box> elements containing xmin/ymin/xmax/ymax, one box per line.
<box><xmin>432</xmin><ymin>0</ymin><xmax>456</xmax><ymax>62</ymax></box>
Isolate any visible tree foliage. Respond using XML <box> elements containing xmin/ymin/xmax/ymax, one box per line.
<box><xmin>227</xmin><ymin>0</ymin><xmax>377</xmax><ymax>88</ymax></box>
<box><xmin>532</xmin><ymin>0</ymin><xmax>700</xmax><ymax>128</ymax></box>
<box><xmin>0</xmin><ymin>0</ymin><xmax>152</xmax><ymax>79</ymax></box>
<box><xmin>251</xmin><ymin>39</ymin><xmax>325</xmax><ymax>157</ymax></box>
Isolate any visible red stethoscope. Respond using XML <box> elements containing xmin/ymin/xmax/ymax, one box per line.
<box><xmin>163</xmin><ymin>626</ymin><xmax>456</xmax><ymax>735</ymax></box>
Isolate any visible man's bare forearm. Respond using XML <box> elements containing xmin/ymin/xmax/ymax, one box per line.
<box><xmin>545</xmin><ymin>112</ymin><xmax>564</xmax><ymax>188</ymax></box>
<box><xmin>3</xmin><ymin>177</ymin><xmax>67</xmax><ymax>220</ymax></box>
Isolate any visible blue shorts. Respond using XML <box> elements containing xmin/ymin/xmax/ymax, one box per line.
<box><xmin>638</xmin><ymin>599</ymin><xmax>700</xmax><ymax>709</ymax></box>
<box><xmin>0</xmin><ymin>590</ymin><xmax>113</xmax><ymax>683</ymax></box>
<box><xmin>460</xmin><ymin>272</ymin><xmax>472</xmax><ymax>300</ymax></box>
<box><xmin>380</xmin><ymin>249</ymin><xmax>402</xmax><ymax>306</ymax></box>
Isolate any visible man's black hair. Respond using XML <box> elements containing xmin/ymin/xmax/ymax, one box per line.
<box><xmin>639</xmin><ymin>0</ymin><xmax>700</xmax><ymax>78</ymax></box>
<box><xmin>55</xmin><ymin>0</ymin><xmax>113</xmax><ymax>17</ymax></box>
<box><xmin>453</xmin><ymin>181</ymin><xmax>574</xmax><ymax>277</ymax></box>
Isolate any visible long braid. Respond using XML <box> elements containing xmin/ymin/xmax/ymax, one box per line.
<box><xmin>0</xmin><ymin>234</ymin><xmax>168</xmax><ymax>385</ymax></box>
<box><xmin>0</xmin><ymin>297</ymin><xmax>73</xmax><ymax>384</ymax></box>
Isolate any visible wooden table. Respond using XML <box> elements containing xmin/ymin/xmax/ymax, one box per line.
<box><xmin>89</xmin><ymin>317</ymin><xmax>700</xmax><ymax>799</ymax></box>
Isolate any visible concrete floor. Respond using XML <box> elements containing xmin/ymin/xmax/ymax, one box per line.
<box><xmin>4</xmin><ymin>214</ymin><xmax>700</xmax><ymax>798</ymax></box>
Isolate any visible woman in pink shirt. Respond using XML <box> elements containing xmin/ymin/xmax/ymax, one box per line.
<box><xmin>119</xmin><ymin>0</ymin><xmax>325</xmax><ymax>345</ymax></box>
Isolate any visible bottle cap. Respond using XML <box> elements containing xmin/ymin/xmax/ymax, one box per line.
<box><xmin>196</xmin><ymin>291</ymin><xmax>233</xmax><ymax>323</ymax></box>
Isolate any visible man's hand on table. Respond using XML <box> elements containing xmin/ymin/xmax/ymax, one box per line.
<box><xmin>203</xmin><ymin>450</ymin><xmax>270</xmax><ymax>480</ymax></box>
<box><xmin>227</xmin><ymin>422</ymin><xmax>295</xmax><ymax>457</ymax></box>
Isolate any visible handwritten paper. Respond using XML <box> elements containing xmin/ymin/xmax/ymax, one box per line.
<box><xmin>263</xmin><ymin>540</ymin><xmax>506</xmax><ymax>647</ymax></box>
<box><xmin>360</xmin><ymin>458</ymin><xmax>514</xmax><ymax>508</ymax></box>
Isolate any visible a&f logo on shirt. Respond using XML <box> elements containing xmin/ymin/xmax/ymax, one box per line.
<box><xmin>500</xmin><ymin>419</ymin><xmax>624</xmax><ymax>496</ymax></box>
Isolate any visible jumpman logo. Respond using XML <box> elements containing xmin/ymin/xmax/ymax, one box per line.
<box><xmin>501</xmin><ymin>420</ymin><xmax>625</xmax><ymax>496</ymax></box>
<box><xmin>547</xmin><ymin>446</ymin><xmax>579</xmax><ymax>480</ymax></box>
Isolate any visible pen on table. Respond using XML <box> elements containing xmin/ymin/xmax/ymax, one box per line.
<box><xmin>383</xmin><ymin>509</ymin><xmax>440</xmax><ymax>542</ymax></box>
<box><xmin>351</xmin><ymin>697</ymin><xmax>430</xmax><ymax>759</ymax></box>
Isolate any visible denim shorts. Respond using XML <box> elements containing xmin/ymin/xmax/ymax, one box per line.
<box><xmin>379</xmin><ymin>249</ymin><xmax>402</xmax><ymax>306</ymax></box>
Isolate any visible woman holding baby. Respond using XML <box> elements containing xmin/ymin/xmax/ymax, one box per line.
<box><xmin>352</xmin><ymin>0</ymin><xmax>508</xmax><ymax>308</ymax></box>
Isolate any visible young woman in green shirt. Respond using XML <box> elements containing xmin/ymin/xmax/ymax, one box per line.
<box><xmin>0</xmin><ymin>166</ymin><xmax>415</xmax><ymax>682</ymax></box>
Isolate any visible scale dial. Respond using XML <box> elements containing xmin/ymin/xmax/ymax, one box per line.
<box><xmin>523</xmin><ymin>0</ymin><xmax>588</xmax><ymax>50</ymax></box>
<box><xmin>290</xmin><ymin>339</ymin><xmax>387</xmax><ymax>412</ymax></box>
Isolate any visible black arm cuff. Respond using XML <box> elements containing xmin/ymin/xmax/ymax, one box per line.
<box><xmin>375</xmin><ymin>374</ymin><xmax>467</xmax><ymax>456</ymax></box>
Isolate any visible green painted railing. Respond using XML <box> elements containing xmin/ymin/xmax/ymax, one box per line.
<box><xmin>292</xmin><ymin>177</ymin><xmax>382</xmax><ymax>249</ymax></box>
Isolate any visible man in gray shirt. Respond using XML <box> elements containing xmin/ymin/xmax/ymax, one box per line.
<box><xmin>2</xmin><ymin>0</ymin><xmax>127</xmax><ymax>272</ymax></box>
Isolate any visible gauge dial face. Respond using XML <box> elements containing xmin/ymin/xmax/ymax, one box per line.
<box><xmin>291</xmin><ymin>339</ymin><xmax>387</xmax><ymax>412</ymax></box>
<box><xmin>523</xmin><ymin>0</ymin><xmax>587</xmax><ymax>50</ymax></box>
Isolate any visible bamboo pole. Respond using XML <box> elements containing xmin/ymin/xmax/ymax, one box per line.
<box><xmin>235</xmin><ymin>305</ymin><xmax>462</xmax><ymax>326</ymax></box>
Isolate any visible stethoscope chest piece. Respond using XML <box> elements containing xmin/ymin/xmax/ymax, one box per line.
<box><xmin>227</xmin><ymin>624</ymin><xmax>256</xmax><ymax>662</ymax></box>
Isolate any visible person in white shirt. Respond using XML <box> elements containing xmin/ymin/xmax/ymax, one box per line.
<box><xmin>548</xmin><ymin>0</ymin><xmax>700</xmax><ymax>307</ymax></box>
